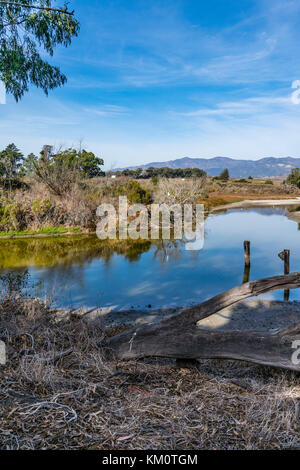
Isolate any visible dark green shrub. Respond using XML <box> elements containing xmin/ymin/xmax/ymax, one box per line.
<box><xmin>236</xmin><ymin>178</ymin><xmax>250</xmax><ymax>183</ymax></box>
<box><xmin>219</xmin><ymin>168</ymin><xmax>229</xmax><ymax>180</ymax></box>
<box><xmin>0</xmin><ymin>197</ymin><xmax>24</xmax><ymax>231</ymax></box>
<box><xmin>286</xmin><ymin>168</ymin><xmax>300</xmax><ymax>188</ymax></box>
<box><xmin>117</xmin><ymin>181</ymin><xmax>152</xmax><ymax>204</ymax></box>
<box><xmin>151</xmin><ymin>176</ymin><xmax>159</xmax><ymax>186</ymax></box>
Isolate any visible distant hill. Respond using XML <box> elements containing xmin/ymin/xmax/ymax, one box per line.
<box><xmin>115</xmin><ymin>156</ymin><xmax>300</xmax><ymax>178</ymax></box>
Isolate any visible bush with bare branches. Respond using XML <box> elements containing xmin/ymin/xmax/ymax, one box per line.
<box><xmin>154</xmin><ymin>177</ymin><xmax>208</xmax><ymax>205</ymax></box>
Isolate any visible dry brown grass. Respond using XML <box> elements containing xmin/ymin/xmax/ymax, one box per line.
<box><xmin>1</xmin><ymin>298</ymin><xmax>300</xmax><ymax>450</ymax></box>
<box><xmin>0</xmin><ymin>180</ymin><xmax>100</xmax><ymax>232</ymax></box>
<box><xmin>208</xmin><ymin>178</ymin><xmax>299</xmax><ymax>197</ymax></box>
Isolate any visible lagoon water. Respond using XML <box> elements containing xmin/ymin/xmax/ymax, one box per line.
<box><xmin>1</xmin><ymin>207</ymin><xmax>300</xmax><ymax>311</ymax></box>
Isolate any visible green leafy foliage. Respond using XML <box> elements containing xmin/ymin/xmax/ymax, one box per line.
<box><xmin>31</xmin><ymin>197</ymin><xmax>51</xmax><ymax>213</ymax></box>
<box><xmin>31</xmin><ymin>197</ymin><xmax>52</xmax><ymax>223</ymax></box>
<box><xmin>286</xmin><ymin>168</ymin><xmax>300</xmax><ymax>188</ymax></box>
<box><xmin>22</xmin><ymin>152</ymin><xmax>38</xmax><ymax>175</ymax></box>
<box><xmin>151</xmin><ymin>176</ymin><xmax>159</xmax><ymax>186</ymax></box>
<box><xmin>236</xmin><ymin>178</ymin><xmax>251</xmax><ymax>183</ymax></box>
<box><xmin>33</xmin><ymin>146</ymin><xmax>105</xmax><ymax>195</ymax></box>
<box><xmin>117</xmin><ymin>180</ymin><xmax>152</xmax><ymax>204</ymax></box>
<box><xmin>0</xmin><ymin>196</ymin><xmax>23</xmax><ymax>230</ymax></box>
<box><xmin>56</xmin><ymin>148</ymin><xmax>105</xmax><ymax>178</ymax></box>
<box><xmin>0</xmin><ymin>1</ymin><xmax>80</xmax><ymax>100</ymax></box>
<box><xmin>114</xmin><ymin>167</ymin><xmax>206</xmax><ymax>179</ymax></box>
<box><xmin>0</xmin><ymin>142</ymin><xmax>23</xmax><ymax>178</ymax></box>
<box><xmin>33</xmin><ymin>146</ymin><xmax>78</xmax><ymax>195</ymax></box>
<box><xmin>219</xmin><ymin>168</ymin><xmax>229</xmax><ymax>180</ymax></box>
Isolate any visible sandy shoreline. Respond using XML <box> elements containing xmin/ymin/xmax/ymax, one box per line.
<box><xmin>209</xmin><ymin>197</ymin><xmax>300</xmax><ymax>222</ymax></box>
<box><xmin>211</xmin><ymin>197</ymin><xmax>300</xmax><ymax>213</ymax></box>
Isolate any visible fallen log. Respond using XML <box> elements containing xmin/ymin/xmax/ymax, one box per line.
<box><xmin>103</xmin><ymin>272</ymin><xmax>300</xmax><ymax>371</ymax></box>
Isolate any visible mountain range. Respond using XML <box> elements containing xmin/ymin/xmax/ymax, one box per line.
<box><xmin>115</xmin><ymin>156</ymin><xmax>300</xmax><ymax>178</ymax></box>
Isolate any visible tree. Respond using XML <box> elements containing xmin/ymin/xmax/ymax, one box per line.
<box><xmin>33</xmin><ymin>145</ymin><xmax>78</xmax><ymax>195</ymax></box>
<box><xmin>78</xmin><ymin>150</ymin><xmax>105</xmax><ymax>178</ymax></box>
<box><xmin>117</xmin><ymin>180</ymin><xmax>152</xmax><ymax>204</ymax></box>
<box><xmin>0</xmin><ymin>142</ymin><xmax>23</xmax><ymax>178</ymax></box>
<box><xmin>219</xmin><ymin>168</ymin><xmax>229</xmax><ymax>180</ymax></box>
<box><xmin>0</xmin><ymin>1</ymin><xmax>80</xmax><ymax>101</ymax></box>
<box><xmin>33</xmin><ymin>146</ymin><xmax>105</xmax><ymax>195</ymax></box>
<box><xmin>53</xmin><ymin>147</ymin><xmax>104</xmax><ymax>178</ymax></box>
<box><xmin>117</xmin><ymin>166</ymin><xmax>207</xmax><ymax>180</ymax></box>
<box><xmin>22</xmin><ymin>151</ymin><xmax>38</xmax><ymax>174</ymax></box>
<box><xmin>286</xmin><ymin>168</ymin><xmax>300</xmax><ymax>188</ymax></box>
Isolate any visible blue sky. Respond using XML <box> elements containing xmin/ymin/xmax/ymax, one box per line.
<box><xmin>1</xmin><ymin>0</ymin><xmax>300</xmax><ymax>169</ymax></box>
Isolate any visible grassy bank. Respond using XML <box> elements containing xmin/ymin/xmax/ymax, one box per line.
<box><xmin>0</xmin><ymin>296</ymin><xmax>299</xmax><ymax>450</ymax></box>
<box><xmin>0</xmin><ymin>226</ymin><xmax>83</xmax><ymax>238</ymax></box>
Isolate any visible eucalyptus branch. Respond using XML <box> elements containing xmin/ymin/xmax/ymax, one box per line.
<box><xmin>0</xmin><ymin>0</ymin><xmax>79</xmax><ymax>100</ymax></box>
<box><xmin>1</xmin><ymin>5</ymin><xmax>26</xmax><ymax>26</ymax></box>
<box><xmin>0</xmin><ymin>1</ymin><xmax>74</xmax><ymax>15</ymax></box>
<box><xmin>2</xmin><ymin>17</ymin><xmax>26</xmax><ymax>26</ymax></box>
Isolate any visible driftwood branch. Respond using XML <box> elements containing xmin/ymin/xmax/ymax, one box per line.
<box><xmin>24</xmin><ymin>348</ymin><xmax>73</xmax><ymax>364</ymax></box>
<box><xmin>103</xmin><ymin>272</ymin><xmax>300</xmax><ymax>371</ymax></box>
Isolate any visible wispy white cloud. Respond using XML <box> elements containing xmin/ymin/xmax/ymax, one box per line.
<box><xmin>176</xmin><ymin>95</ymin><xmax>293</xmax><ymax>117</ymax></box>
<box><xmin>83</xmin><ymin>104</ymin><xmax>130</xmax><ymax>116</ymax></box>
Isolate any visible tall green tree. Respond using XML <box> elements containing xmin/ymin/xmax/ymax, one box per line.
<box><xmin>0</xmin><ymin>142</ymin><xmax>23</xmax><ymax>178</ymax></box>
<box><xmin>33</xmin><ymin>146</ymin><xmax>105</xmax><ymax>195</ymax></box>
<box><xmin>0</xmin><ymin>1</ymin><xmax>80</xmax><ymax>101</ymax></box>
<box><xmin>219</xmin><ymin>168</ymin><xmax>229</xmax><ymax>180</ymax></box>
<box><xmin>22</xmin><ymin>151</ymin><xmax>38</xmax><ymax>174</ymax></box>
<box><xmin>286</xmin><ymin>168</ymin><xmax>300</xmax><ymax>188</ymax></box>
<box><xmin>79</xmin><ymin>150</ymin><xmax>105</xmax><ymax>178</ymax></box>
<box><xmin>53</xmin><ymin>147</ymin><xmax>105</xmax><ymax>178</ymax></box>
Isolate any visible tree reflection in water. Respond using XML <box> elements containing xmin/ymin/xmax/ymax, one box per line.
<box><xmin>0</xmin><ymin>268</ymin><xmax>30</xmax><ymax>298</ymax></box>
<box><xmin>0</xmin><ymin>236</ymin><xmax>194</xmax><ymax>299</ymax></box>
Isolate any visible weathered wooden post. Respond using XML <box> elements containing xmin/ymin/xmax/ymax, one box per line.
<box><xmin>278</xmin><ymin>249</ymin><xmax>290</xmax><ymax>301</ymax></box>
<box><xmin>244</xmin><ymin>241</ymin><xmax>251</xmax><ymax>266</ymax></box>
<box><xmin>284</xmin><ymin>250</ymin><xmax>290</xmax><ymax>276</ymax></box>
<box><xmin>243</xmin><ymin>241</ymin><xmax>251</xmax><ymax>283</ymax></box>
